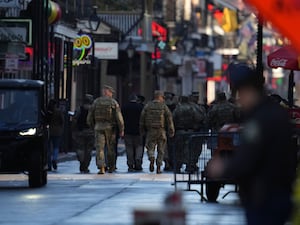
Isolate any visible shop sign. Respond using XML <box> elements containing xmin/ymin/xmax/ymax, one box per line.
<box><xmin>5</xmin><ymin>54</ymin><xmax>18</xmax><ymax>72</ymax></box>
<box><xmin>94</xmin><ymin>42</ymin><xmax>118</xmax><ymax>60</ymax></box>
<box><xmin>0</xmin><ymin>27</ymin><xmax>27</xmax><ymax>43</ymax></box>
<box><xmin>73</xmin><ymin>34</ymin><xmax>92</xmax><ymax>66</ymax></box>
<box><xmin>0</xmin><ymin>19</ymin><xmax>32</xmax><ymax>45</ymax></box>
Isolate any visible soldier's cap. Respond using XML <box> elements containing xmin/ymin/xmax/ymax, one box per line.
<box><xmin>103</xmin><ymin>85</ymin><xmax>115</xmax><ymax>93</ymax></box>
<box><xmin>154</xmin><ymin>90</ymin><xmax>165</xmax><ymax>97</ymax></box>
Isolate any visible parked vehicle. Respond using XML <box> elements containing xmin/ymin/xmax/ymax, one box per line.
<box><xmin>0</xmin><ymin>79</ymin><xmax>48</xmax><ymax>188</ymax></box>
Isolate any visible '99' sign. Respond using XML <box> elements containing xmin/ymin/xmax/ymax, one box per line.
<box><xmin>73</xmin><ymin>34</ymin><xmax>92</xmax><ymax>60</ymax></box>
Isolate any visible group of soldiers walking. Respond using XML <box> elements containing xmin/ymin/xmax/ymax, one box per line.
<box><xmin>72</xmin><ymin>85</ymin><xmax>239</xmax><ymax>175</ymax></box>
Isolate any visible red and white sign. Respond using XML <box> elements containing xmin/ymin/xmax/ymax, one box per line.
<box><xmin>267</xmin><ymin>46</ymin><xmax>300</xmax><ymax>70</ymax></box>
<box><xmin>93</xmin><ymin>42</ymin><xmax>118</xmax><ymax>60</ymax></box>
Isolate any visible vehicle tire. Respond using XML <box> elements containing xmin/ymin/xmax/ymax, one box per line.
<box><xmin>28</xmin><ymin>151</ymin><xmax>47</xmax><ymax>188</ymax></box>
<box><xmin>206</xmin><ymin>182</ymin><xmax>221</xmax><ymax>202</ymax></box>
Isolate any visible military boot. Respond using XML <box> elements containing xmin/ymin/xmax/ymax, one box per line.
<box><xmin>98</xmin><ymin>166</ymin><xmax>105</xmax><ymax>175</ymax></box>
<box><xmin>157</xmin><ymin>166</ymin><xmax>162</xmax><ymax>174</ymax></box>
<box><xmin>108</xmin><ymin>165</ymin><xmax>116</xmax><ymax>173</ymax></box>
<box><xmin>149</xmin><ymin>158</ymin><xmax>155</xmax><ymax>172</ymax></box>
<box><xmin>164</xmin><ymin>160</ymin><xmax>172</xmax><ymax>171</ymax></box>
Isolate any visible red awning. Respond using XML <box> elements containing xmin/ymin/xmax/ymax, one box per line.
<box><xmin>267</xmin><ymin>46</ymin><xmax>300</xmax><ymax>71</ymax></box>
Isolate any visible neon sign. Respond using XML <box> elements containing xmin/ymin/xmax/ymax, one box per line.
<box><xmin>73</xmin><ymin>34</ymin><xmax>92</xmax><ymax>66</ymax></box>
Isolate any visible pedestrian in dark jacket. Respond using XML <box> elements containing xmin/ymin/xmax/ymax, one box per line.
<box><xmin>73</xmin><ymin>94</ymin><xmax>94</xmax><ymax>173</ymax></box>
<box><xmin>47</xmin><ymin>99</ymin><xmax>64</xmax><ymax>171</ymax></box>
<box><xmin>208</xmin><ymin>64</ymin><xmax>297</xmax><ymax>225</ymax></box>
<box><xmin>121</xmin><ymin>94</ymin><xmax>144</xmax><ymax>171</ymax></box>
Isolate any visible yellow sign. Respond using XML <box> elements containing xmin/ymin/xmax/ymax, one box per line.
<box><xmin>222</xmin><ymin>8</ymin><xmax>238</xmax><ymax>32</ymax></box>
<box><xmin>246</xmin><ymin>0</ymin><xmax>300</xmax><ymax>53</ymax></box>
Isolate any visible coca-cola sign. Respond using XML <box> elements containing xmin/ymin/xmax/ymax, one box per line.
<box><xmin>270</xmin><ymin>58</ymin><xmax>288</xmax><ymax>67</ymax></box>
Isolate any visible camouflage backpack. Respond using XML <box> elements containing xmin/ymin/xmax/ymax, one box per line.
<box><xmin>173</xmin><ymin>104</ymin><xmax>195</xmax><ymax>130</ymax></box>
<box><xmin>144</xmin><ymin>101</ymin><xmax>166</xmax><ymax>129</ymax></box>
<box><xmin>94</xmin><ymin>97</ymin><xmax>115</xmax><ymax>122</ymax></box>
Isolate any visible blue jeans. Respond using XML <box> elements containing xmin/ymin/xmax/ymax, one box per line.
<box><xmin>48</xmin><ymin>136</ymin><xmax>61</xmax><ymax>166</ymax></box>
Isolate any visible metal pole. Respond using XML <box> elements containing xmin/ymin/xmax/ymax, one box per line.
<box><xmin>154</xmin><ymin>41</ymin><xmax>159</xmax><ymax>90</ymax></box>
<box><xmin>92</xmin><ymin>38</ymin><xmax>97</xmax><ymax>96</ymax></box>
<box><xmin>65</xmin><ymin>41</ymin><xmax>73</xmax><ymax>152</ymax></box>
<box><xmin>288</xmin><ymin>70</ymin><xmax>294</xmax><ymax>107</ymax></box>
<box><xmin>256</xmin><ymin>13</ymin><xmax>264</xmax><ymax>80</ymax></box>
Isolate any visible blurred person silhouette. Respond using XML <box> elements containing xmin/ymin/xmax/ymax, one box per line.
<box><xmin>207</xmin><ymin>63</ymin><xmax>297</xmax><ymax>225</ymax></box>
<box><xmin>137</xmin><ymin>95</ymin><xmax>146</xmax><ymax>157</ymax></box>
<box><xmin>73</xmin><ymin>94</ymin><xmax>94</xmax><ymax>173</ymax></box>
<box><xmin>121</xmin><ymin>94</ymin><xmax>144</xmax><ymax>172</ymax></box>
<box><xmin>163</xmin><ymin>91</ymin><xmax>176</xmax><ymax>171</ymax></box>
<box><xmin>47</xmin><ymin>99</ymin><xmax>64</xmax><ymax>171</ymax></box>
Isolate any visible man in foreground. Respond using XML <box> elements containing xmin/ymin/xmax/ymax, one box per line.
<box><xmin>208</xmin><ymin>64</ymin><xmax>297</xmax><ymax>225</ymax></box>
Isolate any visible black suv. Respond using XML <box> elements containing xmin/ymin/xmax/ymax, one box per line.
<box><xmin>0</xmin><ymin>79</ymin><xmax>48</xmax><ymax>188</ymax></box>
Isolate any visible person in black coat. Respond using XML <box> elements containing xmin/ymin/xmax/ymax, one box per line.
<box><xmin>208</xmin><ymin>64</ymin><xmax>297</xmax><ymax>225</ymax></box>
<box><xmin>121</xmin><ymin>94</ymin><xmax>144</xmax><ymax>171</ymax></box>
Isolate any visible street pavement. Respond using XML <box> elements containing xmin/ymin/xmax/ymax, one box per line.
<box><xmin>0</xmin><ymin>146</ymin><xmax>246</xmax><ymax>225</ymax></box>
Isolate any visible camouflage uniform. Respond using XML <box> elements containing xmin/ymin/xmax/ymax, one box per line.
<box><xmin>140</xmin><ymin>97</ymin><xmax>175</xmax><ymax>172</ymax></box>
<box><xmin>207</xmin><ymin>100</ymin><xmax>237</xmax><ymax>131</ymax></box>
<box><xmin>87</xmin><ymin>95</ymin><xmax>124</xmax><ymax>173</ymax></box>
<box><xmin>207</xmin><ymin>95</ymin><xmax>238</xmax><ymax>152</ymax></box>
<box><xmin>73</xmin><ymin>98</ymin><xmax>94</xmax><ymax>173</ymax></box>
<box><xmin>173</xmin><ymin>96</ymin><xmax>205</xmax><ymax>172</ymax></box>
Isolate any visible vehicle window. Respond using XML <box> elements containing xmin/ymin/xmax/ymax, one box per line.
<box><xmin>0</xmin><ymin>89</ymin><xmax>39</xmax><ymax>128</ymax></box>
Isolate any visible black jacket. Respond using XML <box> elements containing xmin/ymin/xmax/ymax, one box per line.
<box><xmin>121</xmin><ymin>101</ymin><xmax>144</xmax><ymax>135</ymax></box>
<box><xmin>223</xmin><ymin>97</ymin><xmax>297</xmax><ymax>207</ymax></box>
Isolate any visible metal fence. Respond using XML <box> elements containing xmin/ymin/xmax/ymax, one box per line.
<box><xmin>173</xmin><ymin>131</ymin><xmax>240</xmax><ymax>202</ymax></box>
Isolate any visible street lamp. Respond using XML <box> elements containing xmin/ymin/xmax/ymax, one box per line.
<box><xmin>89</xmin><ymin>6</ymin><xmax>100</xmax><ymax>32</ymax></box>
<box><xmin>126</xmin><ymin>38</ymin><xmax>135</xmax><ymax>92</ymax></box>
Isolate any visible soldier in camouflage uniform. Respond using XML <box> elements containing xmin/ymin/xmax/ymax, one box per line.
<box><xmin>173</xmin><ymin>96</ymin><xmax>205</xmax><ymax>172</ymax></box>
<box><xmin>140</xmin><ymin>90</ymin><xmax>175</xmax><ymax>174</ymax></box>
<box><xmin>189</xmin><ymin>92</ymin><xmax>208</xmax><ymax>132</ymax></box>
<box><xmin>73</xmin><ymin>94</ymin><xmax>94</xmax><ymax>173</ymax></box>
<box><xmin>87</xmin><ymin>85</ymin><xmax>124</xmax><ymax>174</ymax></box>
<box><xmin>208</xmin><ymin>92</ymin><xmax>238</xmax><ymax>131</ymax></box>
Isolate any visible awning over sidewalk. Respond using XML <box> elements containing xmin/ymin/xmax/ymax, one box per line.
<box><xmin>98</xmin><ymin>12</ymin><xmax>143</xmax><ymax>37</ymax></box>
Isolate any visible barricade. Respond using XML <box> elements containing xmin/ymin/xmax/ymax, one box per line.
<box><xmin>173</xmin><ymin>131</ymin><xmax>240</xmax><ymax>202</ymax></box>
